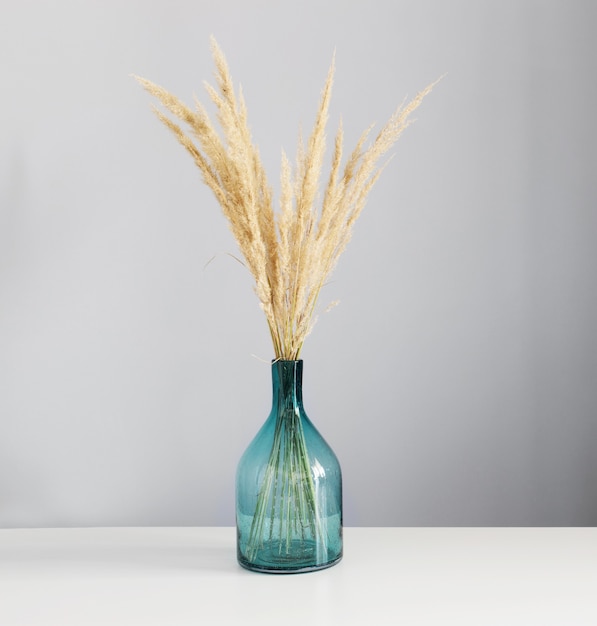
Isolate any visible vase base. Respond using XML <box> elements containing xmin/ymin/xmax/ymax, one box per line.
<box><xmin>238</xmin><ymin>553</ymin><xmax>342</xmax><ymax>574</ymax></box>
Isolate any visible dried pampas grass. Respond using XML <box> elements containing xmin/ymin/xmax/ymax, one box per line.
<box><xmin>135</xmin><ymin>37</ymin><xmax>436</xmax><ymax>359</ymax></box>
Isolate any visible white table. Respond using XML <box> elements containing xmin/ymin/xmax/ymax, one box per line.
<box><xmin>1</xmin><ymin>527</ymin><xmax>595</xmax><ymax>625</ymax></box>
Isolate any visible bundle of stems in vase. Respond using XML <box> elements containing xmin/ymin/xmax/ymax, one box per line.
<box><xmin>136</xmin><ymin>37</ymin><xmax>435</xmax><ymax>361</ymax></box>
<box><xmin>136</xmin><ymin>39</ymin><xmax>435</xmax><ymax>563</ymax></box>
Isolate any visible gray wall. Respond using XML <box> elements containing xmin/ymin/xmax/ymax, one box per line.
<box><xmin>1</xmin><ymin>0</ymin><xmax>596</xmax><ymax>528</ymax></box>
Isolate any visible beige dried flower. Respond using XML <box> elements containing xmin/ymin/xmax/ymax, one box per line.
<box><xmin>135</xmin><ymin>37</ymin><xmax>437</xmax><ymax>359</ymax></box>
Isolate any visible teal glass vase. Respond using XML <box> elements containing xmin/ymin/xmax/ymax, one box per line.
<box><xmin>236</xmin><ymin>360</ymin><xmax>343</xmax><ymax>573</ymax></box>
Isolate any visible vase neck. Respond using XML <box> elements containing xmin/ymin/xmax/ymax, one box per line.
<box><xmin>271</xmin><ymin>360</ymin><xmax>304</xmax><ymax>413</ymax></box>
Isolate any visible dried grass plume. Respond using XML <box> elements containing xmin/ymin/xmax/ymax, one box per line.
<box><xmin>135</xmin><ymin>37</ymin><xmax>437</xmax><ymax>359</ymax></box>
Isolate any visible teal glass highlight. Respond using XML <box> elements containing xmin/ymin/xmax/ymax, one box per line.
<box><xmin>236</xmin><ymin>360</ymin><xmax>343</xmax><ymax>573</ymax></box>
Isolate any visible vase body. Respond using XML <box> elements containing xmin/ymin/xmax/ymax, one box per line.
<box><xmin>236</xmin><ymin>360</ymin><xmax>343</xmax><ymax>573</ymax></box>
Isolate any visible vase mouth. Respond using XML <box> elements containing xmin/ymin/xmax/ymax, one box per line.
<box><xmin>272</xmin><ymin>358</ymin><xmax>303</xmax><ymax>364</ymax></box>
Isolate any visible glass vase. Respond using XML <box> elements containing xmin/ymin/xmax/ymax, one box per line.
<box><xmin>236</xmin><ymin>359</ymin><xmax>343</xmax><ymax>573</ymax></box>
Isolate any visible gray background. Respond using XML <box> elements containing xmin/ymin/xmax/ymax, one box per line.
<box><xmin>1</xmin><ymin>0</ymin><xmax>596</xmax><ymax>528</ymax></box>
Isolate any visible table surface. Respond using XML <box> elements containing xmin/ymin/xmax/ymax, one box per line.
<box><xmin>1</xmin><ymin>527</ymin><xmax>596</xmax><ymax>626</ymax></box>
